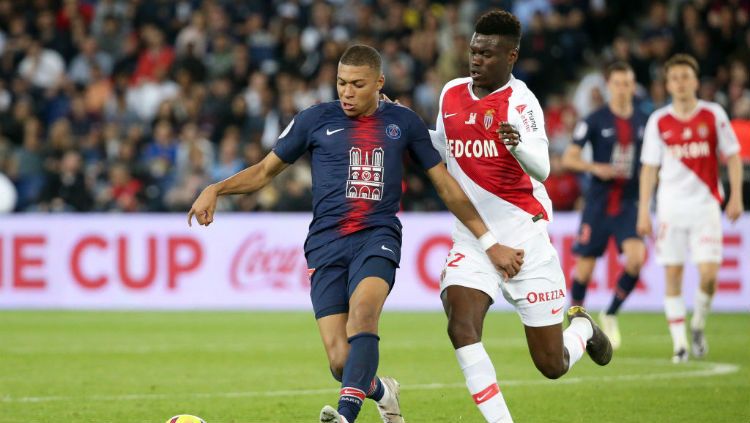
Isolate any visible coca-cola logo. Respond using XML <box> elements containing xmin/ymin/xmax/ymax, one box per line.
<box><xmin>229</xmin><ymin>233</ymin><xmax>309</xmax><ymax>291</ymax></box>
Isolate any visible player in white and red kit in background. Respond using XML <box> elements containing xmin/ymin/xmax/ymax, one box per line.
<box><xmin>429</xmin><ymin>10</ymin><xmax>612</xmax><ymax>423</ymax></box>
<box><xmin>637</xmin><ymin>54</ymin><xmax>744</xmax><ymax>363</ymax></box>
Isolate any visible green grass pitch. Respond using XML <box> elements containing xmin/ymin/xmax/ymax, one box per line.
<box><xmin>1</xmin><ymin>311</ymin><xmax>748</xmax><ymax>422</ymax></box>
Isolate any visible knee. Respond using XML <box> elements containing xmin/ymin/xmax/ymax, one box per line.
<box><xmin>447</xmin><ymin>317</ymin><xmax>481</xmax><ymax>348</ymax></box>
<box><xmin>699</xmin><ymin>275</ymin><xmax>717</xmax><ymax>295</ymax></box>
<box><xmin>624</xmin><ymin>257</ymin><xmax>644</xmax><ymax>275</ymax></box>
<box><xmin>347</xmin><ymin>306</ymin><xmax>379</xmax><ymax>334</ymax></box>
<box><xmin>699</xmin><ymin>270</ymin><xmax>717</xmax><ymax>285</ymax></box>
<box><xmin>534</xmin><ymin>357</ymin><xmax>567</xmax><ymax>380</ymax></box>
<box><xmin>327</xmin><ymin>348</ymin><xmax>348</xmax><ymax>382</ymax></box>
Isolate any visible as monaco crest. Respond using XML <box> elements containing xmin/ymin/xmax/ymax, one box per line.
<box><xmin>483</xmin><ymin>109</ymin><xmax>495</xmax><ymax>129</ymax></box>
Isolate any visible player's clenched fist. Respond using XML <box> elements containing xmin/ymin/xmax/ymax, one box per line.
<box><xmin>496</xmin><ymin>121</ymin><xmax>520</xmax><ymax>146</ymax></box>
<box><xmin>188</xmin><ymin>184</ymin><xmax>219</xmax><ymax>227</ymax></box>
<box><xmin>486</xmin><ymin>243</ymin><xmax>525</xmax><ymax>279</ymax></box>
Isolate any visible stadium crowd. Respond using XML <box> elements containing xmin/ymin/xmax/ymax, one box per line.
<box><xmin>0</xmin><ymin>0</ymin><xmax>748</xmax><ymax>213</ymax></box>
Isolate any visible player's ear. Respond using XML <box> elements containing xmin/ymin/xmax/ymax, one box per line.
<box><xmin>377</xmin><ymin>73</ymin><xmax>385</xmax><ymax>91</ymax></box>
<box><xmin>508</xmin><ymin>46</ymin><xmax>519</xmax><ymax>65</ymax></box>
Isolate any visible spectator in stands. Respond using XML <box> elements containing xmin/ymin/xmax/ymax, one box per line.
<box><xmin>40</xmin><ymin>149</ymin><xmax>92</xmax><ymax>211</ymax></box>
<box><xmin>0</xmin><ymin>0</ymin><xmax>746</xmax><ymax>213</ymax></box>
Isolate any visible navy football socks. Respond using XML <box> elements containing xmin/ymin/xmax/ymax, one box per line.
<box><xmin>606</xmin><ymin>272</ymin><xmax>639</xmax><ymax>315</ymax></box>
<box><xmin>571</xmin><ymin>278</ymin><xmax>588</xmax><ymax>306</ymax></box>
<box><xmin>338</xmin><ymin>332</ymin><xmax>380</xmax><ymax>422</ymax></box>
<box><xmin>367</xmin><ymin>376</ymin><xmax>385</xmax><ymax>402</ymax></box>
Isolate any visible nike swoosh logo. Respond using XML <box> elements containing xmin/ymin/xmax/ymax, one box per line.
<box><xmin>381</xmin><ymin>245</ymin><xmax>395</xmax><ymax>254</ymax></box>
<box><xmin>326</xmin><ymin>128</ymin><xmax>345</xmax><ymax>135</ymax></box>
<box><xmin>444</xmin><ymin>112</ymin><xmax>458</xmax><ymax>118</ymax></box>
<box><xmin>551</xmin><ymin>306</ymin><xmax>563</xmax><ymax>315</ymax></box>
<box><xmin>601</xmin><ymin>128</ymin><xmax>615</xmax><ymax>137</ymax></box>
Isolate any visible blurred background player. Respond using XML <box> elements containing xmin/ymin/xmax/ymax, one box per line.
<box><xmin>429</xmin><ymin>10</ymin><xmax>612</xmax><ymax>423</ymax></box>
<box><xmin>562</xmin><ymin>61</ymin><xmax>648</xmax><ymax>350</ymax></box>
<box><xmin>189</xmin><ymin>44</ymin><xmax>517</xmax><ymax>423</ymax></box>
<box><xmin>637</xmin><ymin>54</ymin><xmax>744</xmax><ymax>363</ymax></box>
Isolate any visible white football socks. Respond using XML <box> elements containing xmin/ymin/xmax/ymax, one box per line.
<box><xmin>665</xmin><ymin>296</ymin><xmax>688</xmax><ymax>352</ymax></box>
<box><xmin>563</xmin><ymin>317</ymin><xmax>593</xmax><ymax>370</ymax></box>
<box><xmin>691</xmin><ymin>290</ymin><xmax>713</xmax><ymax>331</ymax></box>
<box><xmin>455</xmin><ymin>343</ymin><xmax>513</xmax><ymax>423</ymax></box>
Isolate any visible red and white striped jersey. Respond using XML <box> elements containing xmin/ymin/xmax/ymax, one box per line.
<box><xmin>432</xmin><ymin>76</ymin><xmax>552</xmax><ymax>247</ymax></box>
<box><xmin>641</xmin><ymin>100</ymin><xmax>740</xmax><ymax>215</ymax></box>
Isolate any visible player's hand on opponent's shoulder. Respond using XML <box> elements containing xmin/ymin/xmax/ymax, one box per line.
<box><xmin>636</xmin><ymin>212</ymin><xmax>652</xmax><ymax>237</ymax></box>
<box><xmin>188</xmin><ymin>184</ymin><xmax>219</xmax><ymax>227</ymax></box>
<box><xmin>486</xmin><ymin>243</ymin><xmax>524</xmax><ymax>279</ymax></box>
<box><xmin>590</xmin><ymin>163</ymin><xmax>616</xmax><ymax>181</ymax></box>
<box><xmin>380</xmin><ymin>93</ymin><xmax>400</xmax><ymax>105</ymax></box>
<box><xmin>497</xmin><ymin>122</ymin><xmax>520</xmax><ymax>147</ymax></box>
<box><xmin>725</xmin><ymin>196</ymin><xmax>744</xmax><ymax>222</ymax></box>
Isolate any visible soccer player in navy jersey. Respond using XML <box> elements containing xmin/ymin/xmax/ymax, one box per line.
<box><xmin>188</xmin><ymin>44</ymin><xmax>522</xmax><ymax>423</ymax></box>
<box><xmin>562</xmin><ymin>62</ymin><xmax>648</xmax><ymax>350</ymax></box>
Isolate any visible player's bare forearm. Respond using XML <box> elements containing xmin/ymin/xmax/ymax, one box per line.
<box><xmin>726</xmin><ymin>154</ymin><xmax>744</xmax><ymax>202</ymax></box>
<box><xmin>561</xmin><ymin>144</ymin><xmax>591</xmax><ymax>173</ymax></box>
<box><xmin>638</xmin><ymin>164</ymin><xmax>658</xmax><ymax>216</ymax></box>
<box><xmin>214</xmin><ymin>152</ymin><xmax>288</xmax><ymax>196</ymax></box>
<box><xmin>426</xmin><ymin>164</ymin><xmax>489</xmax><ymax>238</ymax></box>
<box><xmin>188</xmin><ymin>152</ymin><xmax>289</xmax><ymax>227</ymax></box>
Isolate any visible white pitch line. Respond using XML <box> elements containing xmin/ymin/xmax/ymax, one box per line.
<box><xmin>1</xmin><ymin>359</ymin><xmax>739</xmax><ymax>404</ymax></box>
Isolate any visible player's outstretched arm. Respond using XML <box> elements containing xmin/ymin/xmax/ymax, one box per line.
<box><xmin>188</xmin><ymin>152</ymin><xmax>289</xmax><ymax>227</ymax></box>
<box><xmin>725</xmin><ymin>153</ymin><xmax>744</xmax><ymax>222</ymax></box>
<box><xmin>561</xmin><ymin>144</ymin><xmax>615</xmax><ymax>180</ymax></box>
<box><xmin>636</xmin><ymin>164</ymin><xmax>659</xmax><ymax>237</ymax></box>
<box><xmin>425</xmin><ymin>163</ymin><xmax>524</xmax><ymax>278</ymax></box>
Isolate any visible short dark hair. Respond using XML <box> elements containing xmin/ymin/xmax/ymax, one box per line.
<box><xmin>475</xmin><ymin>10</ymin><xmax>521</xmax><ymax>47</ymax></box>
<box><xmin>605</xmin><ymin>61</ymin><xmax>634</xmax><ymax>80</ymax></box>
<box><xmin>339</xmin><ymin>44</ymin><xmax>382</xmax><ymax>72</ymax></box>
<box><xmin>664</xmin><ymin>53</ymin><xmax>699</xmax><ymax>77</ymax></box>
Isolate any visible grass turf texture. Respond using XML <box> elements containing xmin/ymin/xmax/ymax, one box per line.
<box><xmin>1</xmin><ymin>311</ymin><xmax>748</xmax><ymax>422</ymax></box>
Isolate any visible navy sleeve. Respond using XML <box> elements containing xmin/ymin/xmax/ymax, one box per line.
<box><xmin>272</xmin><ymin>107</ymin><xmax>319</xmax><ymax>164</ymax></box>
<box><xmin>405</xmin><ymin>108</ymin><xmax>442</xmax><ymax>170</ymax></box>
<box><xmin>572</xmin><ymin>115</ymin><xmax>594</xmax><ymax>148</ymax></box>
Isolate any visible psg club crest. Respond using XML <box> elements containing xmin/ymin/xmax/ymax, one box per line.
<box><xmin>385</xmin><ymin>124</ymin><xmax>401</xmax><ymax>140</ymax></box>
<box><xmin>483</xmin><ymin>110</ymin><xmax>495</xmax><ymax>130</ymax></box>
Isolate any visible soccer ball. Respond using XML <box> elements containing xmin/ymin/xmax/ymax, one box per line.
<box><xmin>166</xmin><ymin>415</ymin><xmax>206</xmax><ymax>423</ymax></box>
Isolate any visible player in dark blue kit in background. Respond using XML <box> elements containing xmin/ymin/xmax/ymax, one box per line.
<box><xmin>188</xmin><ymin>45</ymin><xmax>523</xmax><ymax>423</ymax></box>
<box><xmin>562</xmin><ymin>62</ymin><xmax>648</xmax><ymax>351</ymax></box>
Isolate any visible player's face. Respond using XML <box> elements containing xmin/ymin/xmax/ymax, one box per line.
<box><xmin>469</xmin><ymin>33</ymin><xmax>518</xmax><ymax>90</ymax></box>
<box><xmin>665</xmin><ymin>65</ymin><xmax>699</xmax><ymax>102</ymax></box>
<box><xmin>336</xmin><ymin>63</ymin><xmax>385</xmax><ymax>117</ymax></box>
<box><xmin>607</xmin><ymin>70</ymin><xmax>635</xmax><ymax>104</ymax></box>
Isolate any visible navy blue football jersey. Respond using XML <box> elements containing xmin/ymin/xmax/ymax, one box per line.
<box><xmin>272</xmin><ymin>101</ymin><xmax>442</xmax><ymax>253</ymax></box>
<box><xmin>572</xmin><ymin>105</ymin><xmax>648</xmax><ymax>215</ymax></box>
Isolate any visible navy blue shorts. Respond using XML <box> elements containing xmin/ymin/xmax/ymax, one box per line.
<box><xmin>572</xmin><ymin>204</ymin><xmax>639</xmax><ymax>257</ymax></box>
<box><xmin>306</xmin><ymin>226</ymin><xmax>400</xmax><ymax>319</ymax></box>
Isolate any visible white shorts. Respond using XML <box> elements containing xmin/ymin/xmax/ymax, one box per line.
<box><xmin>440</xmin><ymin>231</ymin><xmax>566</xmax><ymax>327</ymax></box>
<box><xmin>655</xmin><ymin>205</ymin><xmax>723</xmax><ymax>265</ymax></box>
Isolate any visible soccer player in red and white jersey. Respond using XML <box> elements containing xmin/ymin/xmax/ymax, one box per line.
<box><xmin>637</xmin><ymin>54</ymin><xmax>744</xmax><ymax>363</ymax></box>
<box><xmin>429</xmin><ymin>10</ymin><xmax>612</xmax><ymax>422</ymax></box>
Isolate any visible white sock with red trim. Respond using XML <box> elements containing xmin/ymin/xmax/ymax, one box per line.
<box><xmin>455</xmin><ymin>342</ymin><xmax>513</xmax><ymax>423</ymax></box>
<box><xmin>665</xmin><ymin>296</ymin><xmax>688</xmax><ymax>353</ymax></box>
<box><xmin>690</xmin><ymin>289</ymin><xmax>712</xmax><ymax>331</ymax></box>
<box><xmin>563</xmin><ymin>317</ymin><xmax>593</xmax><ymax>370</ymax></box>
